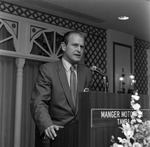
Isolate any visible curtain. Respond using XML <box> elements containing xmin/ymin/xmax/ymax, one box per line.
<box><xmin>0</xmin><ymin>23</ymin><xmax>16</xmax><ymax>147</ymax></box>
<box><xmin>21</xmin><ymin>59</ymin><xmax>43</xmax><ymax>147</ymax></box>
<box><xmin>0</xmin><ymin>56</ymin><xmax>16</xmax><ymax>147</ymax></box>
<box><xmin>0</xmin><ymin>56</ymin><xmax>44</xmax><ymax>147</ymax></box>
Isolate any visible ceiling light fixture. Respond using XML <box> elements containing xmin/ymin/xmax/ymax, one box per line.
<box><xmin>118</xmin><ymin>16</ymin><xmax>129</xmax><ymax>20</ymax></box>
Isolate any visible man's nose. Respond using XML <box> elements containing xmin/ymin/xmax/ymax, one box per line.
<box><xmin>77</xmin><ymin>46</ymin><xmax>81</xmax><ymax>52</ymax></box>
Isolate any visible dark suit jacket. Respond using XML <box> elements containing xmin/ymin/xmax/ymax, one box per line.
<box><xmin>30</xmin><ymin>59</ymin><xmax>93</xmax><ymax>137</ymax></box>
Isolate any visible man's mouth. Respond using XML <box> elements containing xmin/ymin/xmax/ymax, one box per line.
<box><xmin>74</xmin><ymin>54</ymin><xmax>81</xmax><ymax>57</ymax></box>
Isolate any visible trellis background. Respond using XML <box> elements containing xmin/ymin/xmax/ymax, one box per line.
<box><xmin>134</xmin><ymin>39</ymin><xmax>150</xmax><ymax>94</ymax></box>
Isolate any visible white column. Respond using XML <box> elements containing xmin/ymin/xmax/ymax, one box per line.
<box><xmin>14</xmin><ymin>58</ymin><xmax>25</xmax><ymax>147</ymax></box>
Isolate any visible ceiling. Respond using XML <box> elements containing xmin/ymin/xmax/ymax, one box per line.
<box><xmin>4</xmin><ymin>0</ymin><xmax>150</xmax><ymax>42</ymax></box>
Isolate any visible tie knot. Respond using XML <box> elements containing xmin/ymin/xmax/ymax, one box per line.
<box><xmin>70</xmin><ymin>65</ymin><xmax>75</xmax><ymax>72</ymax></box>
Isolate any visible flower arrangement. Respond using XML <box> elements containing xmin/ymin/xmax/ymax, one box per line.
<box><xmin>111</xmin><ymin>90</ymin><xmax>150</xmax><ymax>147</ymax></box>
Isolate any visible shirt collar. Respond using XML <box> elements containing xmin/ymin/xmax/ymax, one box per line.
<box><xmin>62</xmin><ymin>58</ymin><xmax>77</xmax><ymax>71</ymax></box>
<box><xmin>62</xmin><ymin>58</ymin><xmax>72</xmax><ymax>72</ymax></box>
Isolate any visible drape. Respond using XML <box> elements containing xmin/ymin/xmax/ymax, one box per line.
<box><xmin>0</xmin><ymin>56</ymin><xmax>16</xmax><ymax>147</ymax></box>
<box><xmin>0</xmin><ymin>24</ymin><xmax>16</xmax><ymax>147</ymax></box>
<box><xmin>21</xmin><ymin>59</ymin><xmax>43</xmax><ymax>147</ymax></box>
<box><xmin>0</xmin><ymin>56</ymin><xmax>44</xmax><ymax>147</ymax></box>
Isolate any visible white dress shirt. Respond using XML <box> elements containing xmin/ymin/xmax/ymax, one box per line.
<box><xmin>62</xmin><ymin>58</ymin><xmax>77</xmax><ymax>87</ymax></box>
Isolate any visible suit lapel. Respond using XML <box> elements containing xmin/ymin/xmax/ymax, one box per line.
<box><xmin>57</xmin><ymin>60</ymin><xmax>76</xmax><ymax>113</ymax></box>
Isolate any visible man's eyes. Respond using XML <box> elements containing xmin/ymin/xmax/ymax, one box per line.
<box><xmin>72</xmin><ymin>44</ymin><xmax>79</xmax><ymax>47</ymax></box>
<box><xmin>72</xmin><ymin>44</ymin><xmax>84</xmax><ymax>49</ymax></box>
<box><xmin>73</xmin><ymin>44</ymin><xmax>78</xmax><ymax>47</ymax></box>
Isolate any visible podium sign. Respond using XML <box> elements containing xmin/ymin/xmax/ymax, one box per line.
<box><xmin>91</xmin><ymin>108</ymin><xmax>150</xmax><ymax>128</ymax></box>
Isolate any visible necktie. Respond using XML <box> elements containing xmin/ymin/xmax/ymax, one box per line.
<box><xmin>70</xmin><ymin>65</ymin><xmax>77</xmax><ymax>106</ymax></box>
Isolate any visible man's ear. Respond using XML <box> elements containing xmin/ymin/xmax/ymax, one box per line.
<box><xmin>61</xmin><ymin>42</ymin><xmax>66</xmax><ymax>52</ymax></box>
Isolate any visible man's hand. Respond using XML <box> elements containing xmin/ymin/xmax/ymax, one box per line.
<box><xmin>45</xmin><ymin>125</ymin><xmax>64</xmax><ymax>140</ymax></box>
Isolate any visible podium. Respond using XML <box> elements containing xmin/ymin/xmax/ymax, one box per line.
<box><xmin>50</xmin><ymin>92</ymin><xmax>150</xmax><ymax>147</ymax></box>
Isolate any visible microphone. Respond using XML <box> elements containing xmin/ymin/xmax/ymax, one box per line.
<box><xmin>91</xmin><ymin>66</ymin><xmax>106</xmax><ymax>76</ymax></box>
<box><xmin>91</xmin><ymin>65</ymin><xmax>109</xmax><ymax>92</ymax></box>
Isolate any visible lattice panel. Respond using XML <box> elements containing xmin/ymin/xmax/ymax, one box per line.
<box><xmin>85</xmin><ymin>34</ymin><xmax>107</xmax><ymax>92</ymax></box>
<box><xmin>31</xmin><ymin>31</ymin><xmax>63</xmax><ymax>60</ymax></box>
<box><xmin>134</xmin><ymin>38</ymin><xmax>150</xmax><ymax>94</ymax></box>
<box><xmin>0</xmin><ymin>21</ymin><xmax>15</xmax><ymax>51</ymax></box>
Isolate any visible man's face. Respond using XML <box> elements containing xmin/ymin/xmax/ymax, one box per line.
<box><xmin>62</xmin><ymin>33</ymin><xmax>85</xmax><ymax>64</ymax></box>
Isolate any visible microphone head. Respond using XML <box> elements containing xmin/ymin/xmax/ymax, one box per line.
<box><xmin>91</xmin><ymin>65</ymin><xmax>107</xmax><ymax>76</ymax></box>
<box><xmin>91</xmin><ymin>66</ymin><xmax>97</xmax><ymax>71</ymax></box>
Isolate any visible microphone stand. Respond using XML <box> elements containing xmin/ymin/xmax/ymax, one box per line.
<box><xmin>103</xmin><ymin>76</ymin><xmax>109</xmax><ymax>93</ymax></box>
<box><xmin>92</xmin><ymin>68</ymin><xmax>109</xmax><ymax>93</ymax></box>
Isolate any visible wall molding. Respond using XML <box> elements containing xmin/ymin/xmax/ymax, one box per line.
<box><xmin>0</xmin><ymin>49</ymin><xmax>55</xmax><ymax>62</ymax></box>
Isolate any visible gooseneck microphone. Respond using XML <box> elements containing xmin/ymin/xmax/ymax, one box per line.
<box><xmin>91</xmin><ymin>65</ymin><xmax>109</xmax><ymax>92</ymax></box>
<box><xmin>91</xmin><ymin>66</ymin><xmax>106</xmax><ymax>76</ymax></box>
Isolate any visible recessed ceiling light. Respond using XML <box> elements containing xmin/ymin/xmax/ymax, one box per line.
<box><xmin>118</xmin><ymin>16</ymin><xmax>129</xmax><ymax>20</ymax></box>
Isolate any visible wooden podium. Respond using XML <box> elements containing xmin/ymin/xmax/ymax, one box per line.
<box><xmin>50</xmin><ymin>92</ymin><xmax>150</xmax><ymax>147</ymax></box>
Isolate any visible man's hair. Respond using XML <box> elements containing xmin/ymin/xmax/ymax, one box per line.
<box><xmin>63</xmin><ymin>31</ymin><xmax>85</xmax><ymax>45</ymax></box>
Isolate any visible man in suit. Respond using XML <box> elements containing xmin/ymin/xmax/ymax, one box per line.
<box><xmin>30</xmin><ymin>31</ymin><xmax>93</xmax><ymax>147</ymax></box>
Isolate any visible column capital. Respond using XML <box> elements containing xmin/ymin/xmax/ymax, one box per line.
<box><xmin>16</xmin><ymin>58</ymin><xmax>25</xmax><ymax>68</ymax></box>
